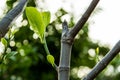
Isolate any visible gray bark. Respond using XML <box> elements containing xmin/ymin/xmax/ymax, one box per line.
<box><xmin>58</xmin><ymin>0</ymin><xmax>100</xmax><ymax>80</ymax></box>
<box><xmin>83</xmin><ymin>40</ymin><xmax>120</xmax><ymax>80</ymax></box>
<box><xmin>0</xmin><ymin>0</ymin><xmax>28</xmax><ymax>39</ymax></box>
<box><xmin>58</xmin><ymin>21</ymin><xmax>73</xmax><ymax>80</ymax></box>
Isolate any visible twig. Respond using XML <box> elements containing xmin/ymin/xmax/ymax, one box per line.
<box><xmin>0</xmin><ymin>0</ymin><xmax>28</xmax><ymax>39</ymax></box>
<box><xmin>69</xmin><ymin>0</ymin><xmax>100</xmax><ymax>38</ymax></box>
<box><xmin>83</xmin><ymin>40</ymin><xmax>120</xmax><ymax>80</ymax></box>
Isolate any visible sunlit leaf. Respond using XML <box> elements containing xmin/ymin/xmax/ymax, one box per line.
<box><xmin>42</xmin><ymin>12</ymin><xmax>51</xmax><ymax>28</ymax></box>
<box><xmin>25</xmin><ymin>7</ymin><xmax>50</xmax><ymax>43</ymax></box>
<box><xmin>47</xmin><ymin>54</ymin><xmax>55</xmax><ymax>66</ymax></box>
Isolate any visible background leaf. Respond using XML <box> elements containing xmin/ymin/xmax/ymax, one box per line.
<box><xmin>1</xmin><ymin>38</ymin><xmax>8</xmax><ymax>47</ymax></box>
<box><xmin>95</xmin><ymin>47</ymin><xmax>100</xmax><ymax>62</ymax></box>
<box><xmin>4</xmin><ymin>51</ymin><xmax>18</xmax><ymax>59</ymax></box>
<box><xmin>95</xmin><ymin>47</ymin><xmax>99</xmax><ymax>55</ymax></box>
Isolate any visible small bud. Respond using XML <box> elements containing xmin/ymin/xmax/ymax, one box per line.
<box><xmin>47</xmin><ymin>54</ymin><xmax>55</xmax><ymax>66</ymax></box>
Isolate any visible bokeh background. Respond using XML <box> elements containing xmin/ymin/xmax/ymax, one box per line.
<box><xmin>0</xmin><ymin>0</ymin><xmax>120</xmax><ymax>80</ymax></box>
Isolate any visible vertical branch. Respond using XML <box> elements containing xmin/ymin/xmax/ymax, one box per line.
<box><xmin>58</xmin><ymin>0</ymin><xmax>100</xmax><ymax>80</ymax></box>
<box><xmin>58</xmin><ymin>21</ymin><xmax>73</xmax><ymax>80</ymax></box>
<box><xmin>83</xmin><ymin>40</ymin><xmax>120</xmax><ymax>80</ymax></box>
<box><xmin>0</xmin><ymin>0</ymin><xmax>28</xmax><ymax>39</ymax></box>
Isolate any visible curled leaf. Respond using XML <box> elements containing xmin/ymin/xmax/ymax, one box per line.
<box><xmin>95</xmin><ymin>47</ymin><xmax>100</xmax><ymax>62</ymax></box>
<box><xmin>95</xmin><ymin>47</ymin><xmax>99</xmax><ymax>55</ymax></box>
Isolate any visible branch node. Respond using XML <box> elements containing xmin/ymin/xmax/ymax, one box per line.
<box><xmin>61</xmin><ymin>20</ymin><xmax>74</xmax><ymax>45</ymax></box>
<box><xmin>61</xmin><ymin>37</ymin><xmax>74</xmax><ymax>45</ymax></box>
<box><xmin>58</xmin><ymin>66</ymin><xmax>70</xmax><ymax>72</ymax></box>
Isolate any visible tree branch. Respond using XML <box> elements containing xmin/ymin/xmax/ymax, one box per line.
<box><xmin>69</xmin><ymin>0</ymin><xmax>100</xmax><ymax>38</ymax></box>
<box><xmin>58</xmin><ymin>21</ymin><xmax>72</xmax><ymax>80</ymax></box>
<box><xmin>83</xmin><ymin>40</ymin><xmax>120</xmax><ymax>80</ymax></box>
<box><xmin>58</xmin><ymin>0</ymin><xmax>100</xmax><ymax>80</ymax></box>
<box><xmin>0</xmin><ymin>0</ymin><xmax>28</xmax><ymax>39</ymax></box>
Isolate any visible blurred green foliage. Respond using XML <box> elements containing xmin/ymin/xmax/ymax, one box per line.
<box><xmin>0</xmin><ymin>0</ymin><xmax>120</xmax><ymax>80</ymax></box>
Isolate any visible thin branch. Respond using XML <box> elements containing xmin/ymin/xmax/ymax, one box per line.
<box><xmin>69</xmin><ymin>0</ymin><xmax>100</xmax><ymax>38</ymax></box>
<box><xmin>0</xmin><ymin>0</ymin><xmax>28</xmax><ymax>39</ymax></box>
<box><xmin>83</xmin><ymin>40</ymin><xmax>120</xmax><ymax>80</ymax></box>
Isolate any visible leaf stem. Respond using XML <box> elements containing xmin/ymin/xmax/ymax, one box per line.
<box><xmin>43</xmin><ymin>35</ymin><xmax>50</xmax><ymax>55</ymax></box>
<box><xmin>43</xmin><ymin>31</ymin><xmax>58</xmax><ymax>70</ymax></box>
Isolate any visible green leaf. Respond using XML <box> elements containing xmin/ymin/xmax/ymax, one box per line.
<box><xmin>25</xmin><ymin>7</ymin><xmax>50</xmax><ymax>43</ymax></box>
<box><xmin>42</xmin><ymin>12</ymin><xmax>51</xmax><ymax>27</ymax></box>
<box><xmin>4</xmin><ymin>51</ymin><xmax>18</xmax><ymax>60</ymax></box>
<box><xmin>47</xmin><ymin>54</ymin><xmax>55</xmax><ymax>66</ymax></box>
<box><xmin>1</xmin><ymin>38</ymin><xmax>7</xmax><ymax>47</ymax></box>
